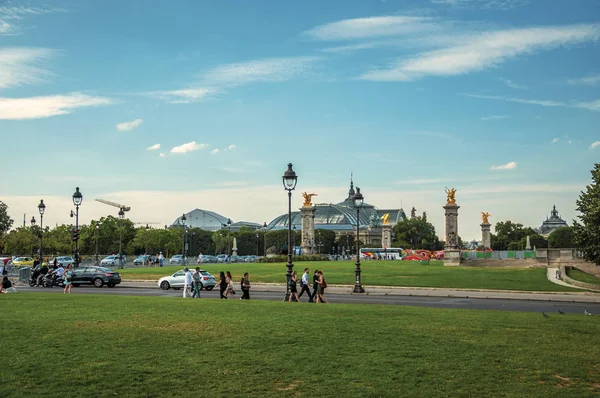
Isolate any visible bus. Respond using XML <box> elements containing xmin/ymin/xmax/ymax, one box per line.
<box><xmin>360</xmin><ymin>248</ymin><xmax>403</xmax><ymax>260</ymax></box>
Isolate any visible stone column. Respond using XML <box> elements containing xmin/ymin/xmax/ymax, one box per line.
<box><xmin>443</xmin><ymin>203</ymin><xmax>461</xmax><ymax>265</ymax></box>
<box><xmin>381</xmin><ymin>224</ymin><xmax>392</xmax><ymax>250</ymax></box>
<box><xmin>300</xmin><ymin>206</ymin><xmax>316</xmax><ymax>255</ymax></box>
<box><xmin>481</xmin><ymin>223</ymin><xmax>491</xmax><ymax>249</ymax></box>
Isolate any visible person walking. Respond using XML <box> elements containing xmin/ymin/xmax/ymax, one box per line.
<box><xmin>240</xmin><ymin>272</ymin><xmax>251</xmax><ymax>300</ymax></box>
<box><xmin>63</xmin><ymin>264</ymin><xmax>73</xmax><ymax>294</ymax></box>
<box><xmin>317</xmin><ymin>270</ymin><xmax>328</xmax><ymax>303</ymax></box>
<box><xmin>287</xmin><ymin>271</ymin><xmax>300</xmax><ymax>302</ymax></box>
<box><xmin>218</xmin><ymin>271</ymin><xmax>227</xmax><ymax>299</ymax></box>
<box><xmin>297</xmin><ymin>267</ymin><xmax>312</xmax><ymax>302</ymax></box>
<box><xmin>225</xmin><ymin>271</ymin><xmax>236</xmax><ymax>299</ymax></box>
<box><xmin>158</xmin><ymin>252</ymin><xmax>164</xmax><ymax>267</ymax></box>
<box><xmin>183</xmin><ymin>267</ymin><xmax>192</xmax><ymax>298</ymax></box>
<box><xmin>192</xmin><ymin>267</ymin><xmax>202</xmax><ymax>298</ymax></box>
<box><xmin>311</xmin><ymin>269</ymin><xmax>320</xmax><ymax>302</ymax></box>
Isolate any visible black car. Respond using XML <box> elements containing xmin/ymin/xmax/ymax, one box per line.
<box><xmin>71</xmin><ymin>266</ymin><xmax>121</xmax><ymax>288</ymax></box>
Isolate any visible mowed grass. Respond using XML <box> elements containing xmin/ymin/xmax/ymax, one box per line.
<box><xmin>567</xmin><ymin>268</ymin><xmax>600</xmax><ymax>286</ymax></box>
<box><xmin>119</xmin><ymin>260</ymin><xmax>578</xmax><ymax>292</ymax></box>
<box><xmin>1</xmin><ymin>293</ymin><xmax>600</xmax><ymax>397</ymax></box>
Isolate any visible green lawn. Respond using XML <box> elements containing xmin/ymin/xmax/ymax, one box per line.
<box><xmin>1</xmin><ymin>294</ymin><xmax>599</xmax><ymax>397</ymax></box>
<box><xmin>119</xmin><ymin>260</ymin><xmax>578</xmax><ymax>292</ymax></box>
<box><xmin>567</xmin><ymin>268</ymin><xmax>600</xmax><ymax>286</ymax></box>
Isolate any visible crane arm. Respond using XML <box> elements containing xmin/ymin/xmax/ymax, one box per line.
<box><xmin>95</xmin><ymin>199</ymin><xmax>131</xmax><ymax>212</ymax></box>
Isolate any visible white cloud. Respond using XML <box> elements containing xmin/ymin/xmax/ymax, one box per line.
<box><xmin>304</xmin><ymin>16</ymin><xmax>437</xmax><ymax>41</ymax></box>
<box><xmin>147</xmin><ymin>144</ymin><xmax>160</xmax><ymax>151</ymax></box>
<box><xmin>567</xmin><ymin>73</ymin><xmax>600</xmax><ymax>86</ymax></box>
<box><xmin>116</xmin><ymin>118</ymin><xmax>143</xmax><ymax>131</ymax></box>
<box><xmin>211</xmin><ymin>149</ymin><xmax>220</xmax><ymax>155</ymax></box>
<box><xmin>590</xmin><ymin>141</ymin><xmax>600</xmax><ymax>149</ymax></box>
<box><xmin>551</xmin><ymin>138</ymin><xmax>559</xmax><ymax>143</ymax></box>
<box><xmin>146</xmin><ymin>88</ymin><xmax>215</xmax><ymax>104</ymax></box>
<box><xmin>0</xmin><ymin>93</ymin><xmax>112</xmax><ymax>120</ymax></box>
<box><xmin>170</xmin><ymin>141</ymin><xmax>207</xmax><ymax>154</ymax></box>
<box><xmin>359</xmin><ymin>24</ymin><xmax>600</xmax><ymax>81</ymax></box>
<box><xmin>500</xmin><ymin>78</ymin><xmax>527</xmax><ymax>89</ymax></box>
<box><xmin>481</xmin><ymin>115</ymin><xmax>509</xmax><ymax>121</ymax></box>
<box><xmin>159</xmin><ymin>153</ymin><xmax>165</xmax><ymax>157</ymax></box>
<box><xmin>431</xmin><ymin>0</ymin><xmax>528</xmax><ymax>10</ymax></box>
<box><xmin>491</xmin><ymin>161</ymin><xmax>517</xmax><ymax>170</ymax></box>
<box><xmin>226</xmin><ymin>144</ymin><xmax>236</xmax><ymax>150</ymax></box>
<box><xmin>0</xmin><ymin>47</ymin><xmax>55</xmax><ymax>89</ymax></box>
<box><xmin>203</xmin><ymin>56</ymin><xmax>318</xmax><ymax>85</ymax></box>
<box><xmin>0</xmin><ymin>5</ymin><xmax>65</xmax><ymax>35</ymax></box>
<box><xmin>464</xmin><ymin>93</ymin><xmax>600</xmax><ymax>112</ymax></box>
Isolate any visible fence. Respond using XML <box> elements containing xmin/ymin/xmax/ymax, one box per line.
<box><xmin>461</xmin><ymin>251</ymin><xmax>537</xmax><ymax>260</ymax></box>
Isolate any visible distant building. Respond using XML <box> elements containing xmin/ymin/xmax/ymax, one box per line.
<box><xmin>171</xmin><ymin>210</ymin><xmax>262</xmax><ymax>232</ymax></box>
<box><xmin>537</xmin><ymin>205</ymin><xmax>568</xmax><ymax>236</ymax></box>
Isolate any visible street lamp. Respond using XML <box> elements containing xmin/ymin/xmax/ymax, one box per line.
<box><xmin>30</xmin><ymin>217</ymin><xmax>36</xmax><ymax>257</ymax></box>
<box><xmin>353</xmin><ymin>187</ymin><xmax>365</xmax><ymax>293</ymax></box>
<box><xmin>38</xmin><ymin>200</ymin><xmax>45</xmax><ymax>264</ymax></box>
<box><xmin>282</xmin><ymin>163</ymin><xmax>297</xmax><ymax>301</ymax></box>
<box><xmin>95</xmin><ymin>223</ymin><xmax>100</xmax><ymax>265</ymax></box>
<box><xmin>118</xmin><ymin>208</ymin><xmax>124</xmax><ymax>268</ymax></box>
<box><xmin>227</xmin><ymin>218</ymin><xmax>232</xmax><ymax>256</ymax></box>
<box><xmin>72</xmin><ymin>187</ymin><xmax>83</xmax><ymax>267</ymax></box>
<box><xmin>263</xmin><ymin>222</ymin><xmax>267</xmax><ymax>256</ymax></box>
<box><xmin>145</xmin><ymin>224</ymin><xmax>149</xmax><ymax>255</ymax></box>
<box><xmin>256</xmin><ymin>233</ymin><xmax>259</xmax><ymax>256</ymax></box>
<box><xmin>181</xmin><ymin>214</ymin><xmax>187</xmax><ymax>265</ymax></box>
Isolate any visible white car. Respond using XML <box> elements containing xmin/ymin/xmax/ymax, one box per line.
<box><xmin>100</xmin><ymin>255</ymin><xmax>127</xmax><ymax>267</ymax></box>
<box><xmin>158</xmin><ymin>269</ymin><xmax>217</xmax><ymax>291</ymax></box>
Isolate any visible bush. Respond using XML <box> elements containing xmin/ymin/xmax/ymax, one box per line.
<box><xmin>258</xmin><ymin>254</ymin><xmax>330</xmax><ymax>263</ymax></box>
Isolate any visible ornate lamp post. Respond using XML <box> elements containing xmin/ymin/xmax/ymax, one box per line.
<box><xmin>30</xmin><ymin>216</ymin><xmax>36</xmax><ymax>257</ymax></box>
<box><xmin>181</xmin><ymin>214</ymin><xmax>187</xmax><ymax>265</ymax></box>
<box><xmin>263</xmin><ymin>221</ymin><xmax>267</xmax><ymax>256</ymax></box>
<box><xmin>38</xmin><ymin>200</ymin><xmax>46</xmax><ymax>264</ymax></box>
<box><xmin>353</xmin><ymin>187</ymin><xmax>365</xmax><ymax>293</ymax></box>
<box><xmin>282</xmin><ymin>163</ymin><xmax>298</xmax><ymax>301</ymax></box>
<box><xmin>72</xmin><ymin>187</ymin><xmax>83</xmax><ymax>267</ymax></box>
<box><xmin>256</xmin><ymin>233</ymin><xmax>259</xmax><ymax>256</ymax></box>
<box><xmin>226</xmin><ymin>218</ymin><xmax>232</xmax><ymax>256</ymax></box>
<box><xmin>118</xmin><ymin>208</ymin><xmax>125</xmax><ymax>268</ymax></box>
<box><xmin>95</xmin><ymin>223</ymin><xmax>100</xmax><ymax>265</ymax></box>
<box><xmin>292</xmin><ymin>225</ymin><xmax>296</xmax><ymax>255</ymax></box>
<box><xmin>145</xmin><ymin>224</ymin><xmax>149</xmax><ymax>255</ymax></box>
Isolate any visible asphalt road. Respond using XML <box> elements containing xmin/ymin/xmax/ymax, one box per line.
<box><xmin>17</xmin><ymin>285</ymin><xmax>600</xmax><ymax>315</ymax></box>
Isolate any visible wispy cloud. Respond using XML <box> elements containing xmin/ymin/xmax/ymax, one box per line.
<box><xmin>116</xmin><ymin>118</ymin><xmax>143</xmax><ymax>131</ymax></box>
<box><xmin>0</xmin><ymin>5</ymin><xmax>66</xmax><ymax>35</ymax></box>
<box><xmin>216</xmin><ymin>167</ymin><xmax>254</xmax><ymax>173</ymax></box>
<box><xmin>226</xmin><ymin>144</ymin><xmax>236</xmax><ymax>150</ymax></box>
<box><xmin>170</xmin><ymin>141</ymin><xmax>207</xmax><ymax>154</ymax></box>
<box><xmin>567</xmin><ymin>73</ymin><xmax>600</xmax><ymax>86</ymax></box>
<box><xmin>215</xmin><ymin>181</ymin><xmax>250</xmax><ymax>187</ymax></box>
<box><xmin>359</xmin><ymin>24</ymin><xmax>600</xmax><ymax>81</ymax></box>
<box><xmin>145</xmin><ymin>88</ymin><xmax>216</xmax><ymax>104</ymax></box>
<box><xmin>481</xmin><ymin>115</ymin><xmax>509</xmax><ymax>121</ymax></box>
<box><xmin>211</xmin><ymin>149</ymin><xmax>220</xmax><ymax>155</ymax></box>
<box><xmin>159</xmin><ymin>153</ymin><xmax>165</xmax><ymax>158</ymax></box>
<box><xmin>431</xmin><ymin>0</ymin><xmax>529</xmax><ymax>10</ymax></box>
<box><xmin>551</xmin><ymin>138</ymin><xmax>559</xmax><ymax>143</ymax></box>
<box><xmin>591</xmin><ymin>141</ymin><xmax>600</xmax><ymax>150</ymax></box>
<box><xmin>464</xmin><ymin>93</ymin><xmax>600</xmax><ymax>112</ymax></box>
<box><xmin>500</xmin><ymin>78</ymin><xmax>528</xmax><ymax>89</ymax></box>
<box><xmin>0</xmin><ymin>47</ymin><xmax>55</xmax><ymax>89</ymax></box>
<box><xmin>0</xmin><ymin>93</ymin><xmax>112</xmax><ymax>120</ymax></box>
<box><xmin>203</xmin><ymin>56</ymin><xmax>318</xmax><ymax>85</ymax></box>
<box><xmin>147</xmin><ymin>144</ymin><xmax>160</xmax><ymax>151</ymax></box>
<box><xmin>491</xmin><ymin>161</ymin><xmax>517</xmax><ymax>170</ymax></box>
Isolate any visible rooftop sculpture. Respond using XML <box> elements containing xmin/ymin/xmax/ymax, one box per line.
<box><xmin>302</xmin><ymin>192</ymin><xmax>317</xmax><ymax>207</ymax></box>
<box><xmin>445</xmin><ymin>187</ymin><xmax>457</xmax><ymax>204</ymax></box>
<box><xmin>481</xmin><ymin>212</ymin><xmax>491</xmax><ymax>224</ymax></box>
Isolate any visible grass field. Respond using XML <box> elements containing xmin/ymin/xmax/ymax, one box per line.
<box><xmin>567</xmin><ymin>268</ymin><xmax>600</xmax><ymax>286</ymax></box>
<box><xmin>119</xmin><ymin>261</ymin><xmax>578</xmax><ymax>292</ymax></box>
<box><xmin>1</xmin><ymin>293</ymin><xmax>599</xmax><ymax>397</ymax></box>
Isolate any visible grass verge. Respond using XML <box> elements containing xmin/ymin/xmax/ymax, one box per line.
<box><xmin>1</xmin><ymin>293</ymin><xmax>599</xmax><ymax>397</ymax></box>
<box><xmin>119</xmin><ymin>261</ymin><xmax>578</xmax><ymax>292</ymax></box>
<box><xmin>567</xmin><ymin>268</ymin><xmax>600</xmax><ymax>286</ymax></box>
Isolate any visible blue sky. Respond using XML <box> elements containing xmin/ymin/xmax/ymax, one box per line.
<box><xmin>1</xmin><ymin>0</ymin><xmax>599</xmax><ymax>239</ymax></box>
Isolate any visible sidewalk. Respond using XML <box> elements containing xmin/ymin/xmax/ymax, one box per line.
<box><xmin>121</xmin><ymin>279</ymin><xmax>600</xmax><ymax>303</ymax></box>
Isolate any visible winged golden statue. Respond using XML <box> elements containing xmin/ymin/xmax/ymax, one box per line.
<box><xmin>302</xmin><ymin>192</ymin><xmax>317</xmax><ymax>207</ymax></box>
<box><xmin>445</xmin><ymin>187</ymin><xmax>457</xmax><ymax>204</ymax></box>
<box><xmin>381</xmin><ymin>213</ymin><xmax>390</xmax><ymax>225</ymax></box>
<box><xmin>481</xmin><ymin>212</ymin><xmax>491</xmax><ymax>224</ymax></box>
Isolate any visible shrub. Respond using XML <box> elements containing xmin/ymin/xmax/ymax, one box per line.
<box><xmin>258</xmin><ymin>254</ymin><xmax>330</xmax><ymax>263</ymax></box>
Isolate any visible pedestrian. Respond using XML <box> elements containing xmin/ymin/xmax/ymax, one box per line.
<box><xmin>225</xmin><ymin>271</ymin><xmax>236</xmax><ymax>298</ymax></box>
<box><xmin>287</xmin><ymin>271</ymin><xmax>300</xmax><ymax>302</ymax></box>
<box><xmin>63</xmin><ymin>264</ymin><xmax>73</xmax><ymax>294</ymax></box>
<box><xmin>183</xmin><ymin>267</ymin><xmax>192</xmax><ymax>298</ymax></box>
<box><xmin>0</xmin><ymin>275</ymin><xmax>16</xmax><ymax>293</ymax></box>
<box><xmin>297</xmin><ymin>267</ymin><xmax>312</xmax><ymax>302</ymax></box>
<box><xmin>218</xmin><ymin>271</ymin><xmax>227</xmax><ymax>299</ymax></box>
<box><xmin>192</xmin><ymin>267</ymin><xmax>201</xmax><ymax>298</ymax></box>
<box><xmin>317</xmin><ymin>270</ymin><xmax>328</xmax><ymax>303</ymax></box>
<box><xmin>311</xmin><ymin>269</ymin><xmax>320</xmax><ymax>302</ymax></box>
<box><xmin>158</xmin><ymin>252</ymin><xmax>164</xmax><ymax>267</ymax></box>
<box><xmin>241</xmin><ymin>272</ymin><xmax>251</xmax><ymax>300</ymax></box>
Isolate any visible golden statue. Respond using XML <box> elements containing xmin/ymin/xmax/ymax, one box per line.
<box><xmin>445</xmin><ymin>187</ymin><xmax>457</xmax><ymax>204</ymax></box>
<box><xmin>302</xmin><ymin>192</ymin><xmax>317</xmax><ymax>207</ymax></box>
<box><xmin>481</xmin><ymin>212</ymin><xmax>491</xmax><ymax>224</ymax></box>
<box><xmin>381</xmin><ymin>213</ymin><xmax>390</xmax><ymax>225</ymax></box>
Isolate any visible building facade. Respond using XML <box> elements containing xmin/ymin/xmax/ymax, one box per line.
<box><xmin>537</xmin><ymin>205</ymin><xmax>568</xmax><ymax>236</ymax></box>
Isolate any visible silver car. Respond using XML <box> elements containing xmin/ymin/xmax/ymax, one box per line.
<box><xmin>169</xmin><ymin>254</ymin><xmax>187</xmax><ymax>265</ymax></box>
<box><xmin>100</xmin><ymin>255</ymin><xmax>127</xmax><ymax>267</ymax></box>
<box><xmin>158</xmin><ymin>269</ymin><xmax>216</xmax><ymax>291</ymax></box>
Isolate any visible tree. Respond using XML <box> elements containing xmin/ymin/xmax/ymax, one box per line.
<box><xmin>548</xmin><ymin>227</ymin><xmax>574</xmax><ymax>248</ymax></box>
<box><xmin>2</xmin><ymin>227</ymin><xmax>38</xmax><ymax>255</ymax></box>
<box><xmin>0</xmin><ymin>201</ymin><xmax>13</xmax><ymax>235</ymax></box>
<box><xmin>573</xmin><ymin>163</ymin><xmax>600</xmax><ymax>265</ymax></box>
<box><xmin>392</xmin><ymin>216</ymin><xmax>441</xmax><ymax>250</ymax></box>
<box><xmin>492</xmin><ymin>221</ymin><xmax>536</xmax><ymax>250</ymax></box>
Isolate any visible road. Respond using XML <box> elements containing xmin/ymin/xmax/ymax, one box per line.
<box><xmin>17</xmin><ymin>285</ymin><xmax>600</xmax><ymax>315</ymax></box>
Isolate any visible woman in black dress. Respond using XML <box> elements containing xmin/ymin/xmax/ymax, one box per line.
<box><xmin>218</xmin><ymin>271</ymin><xmax>227</xmax><ymax>299</ymax></box>
<box><xmin>287</xmin><ymin>271</ymin><xmax>300</xmax><ymax>302</ymax></box>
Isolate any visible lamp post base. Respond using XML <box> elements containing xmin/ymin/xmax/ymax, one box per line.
<box><xmin>353</xmin><ymin>284</ymin><xmax>365</xmax><ymax>293</ymax></box>
<box><xmin>353</xmin><ymin>262</ymin><xmax>365</xmax><ymax>293</ymax></box>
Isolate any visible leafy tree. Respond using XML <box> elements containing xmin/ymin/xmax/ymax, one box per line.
<box><xmin>0</xmin><ymin>201</ymin><xmax>13</xmax><ymax>235</ymax></box>
<box><xmin>392</xmin><ymin>216</ymin><xmax>441</xmax><ymax>250</ymax></box>
<box><xmin>492</xmin><ymin>221</ymin><xmax>536</xmax><ymax>250</ymax></box>
<box><xmin>2</xmin><ymin>227</ymin><xmax>39</xmax><ymax>255</ymax></box>
<box><xmin>548</xmin><ymin>226</ymin><xmax>574</xmax><ymax>248</ymax></box>
<box><xmin>573</xmin><ymin>163</ymin><xmax>600</xmax><ymax>265</ymax></box>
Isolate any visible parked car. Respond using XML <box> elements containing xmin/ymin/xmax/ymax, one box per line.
<box><xmin>245</xmin><ymin>255</ymin><xmax>258</xmax><ymax>263</ymax></box>
<box><xmin>197</xmin><ymin>255</ymin><xmax>216</xmax><ymax>264</ymax></box>
<box><xmin>133</xmin><ymin>255</ymin><xmax>151</xmax><ymax>266</ymax></box>
<box><xmin>216</xmin><ymin>254</ymin><xmax>227</xmax><ymax>263</ymax></box>
<box><xmin>100</xmin><ymin>255</ymin><xmax>127</xmax><ymax>267</ymax></box>
<box><xmin>49</xmin><ymin>256</ymin><xmax>76</xmax><ymax>266</ymax></box>
<box><xmin>169</xmin><ymin>254</ymin><xmax>187</xmax><ymax>265</ymax></box>
<box><xmin>158</xmin><ymin>269</ymin><xmax>216</xmax><ymax>291</ymax></box>
<box><xmin>71</xmin><ymin>266</ymin><xmax>121</xmax><ymax>288</ymax></box>
<box><xmin>12</xmin><ymin>257</ymin><xmax>34</xmax><ymax>266</ymax></box>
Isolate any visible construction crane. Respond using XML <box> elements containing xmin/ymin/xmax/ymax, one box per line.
<box><xmin>95</xmin><ymin>199</ymin><xmax>131</xmax><ymax>212</ymax></box>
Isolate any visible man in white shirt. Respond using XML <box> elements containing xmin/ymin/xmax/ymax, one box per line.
<box><xmin>55</xmin><ymin>264</ymin><xmax>65</xmax><ymax>278</ymax></box>
<box><xmin>183</xmin><ymin>267</ymin><xmax>192</xmax><ymax>298</ymax></box>
<box><xmin>297</xmin><ymin>267</ymin><xmax>313</xmax><ymax>302</ymax></box>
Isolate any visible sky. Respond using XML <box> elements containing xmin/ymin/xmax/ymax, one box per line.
<box><xmin>1</xmin><ymin>0</ymin><xmax>599</xmax><ymax>240</ymax></box>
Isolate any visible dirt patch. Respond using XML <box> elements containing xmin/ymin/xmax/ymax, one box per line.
<box><xmin>275</xmin><ymin>379</ymin><xmax>302</xmax><ymax>392</ymax></box>
<box><xmin>553</xmin><ymin>374</ymin><xmax>574</xmax><ymax>388</ymax></box>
